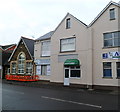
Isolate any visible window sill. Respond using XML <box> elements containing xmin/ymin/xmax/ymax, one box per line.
<box><xmin>110</xmin><ymin>18</ymin><xmax>116</xmax><ymax>20</ymax></box>
<box><xmin>102</xmin><ymin>77</ymin><xmax>113</xmax><ymax>79</ymax></box>
<box><xmin>60</xmin><ymin>50</ymin><xmax>76</xmax><ymax>53</ymax></box>
<box><xmin>41</xmin><ymin>56</ymin><xmax>50</xmax><ymax>57</ymax></box>
<box><xmin>102</xmin><ymin>46</ymin><xmax>120</xmax><ymax>49</ymax></box>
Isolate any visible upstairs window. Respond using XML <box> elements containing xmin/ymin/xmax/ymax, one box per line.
<box><xmin>103</xmin><ymin>31</ymin><xmax>120</xmax><ymax>47</ymax></box>
<box><xmin>41</xmin><ymin>41</ymin><xmax>50</xmax><ymax>57</ymax></box>
<box><xmin>109</xmin><ymin>8</ymin><xmax>115</xmax><ymax>20</ymax></box>
<box><xmin>60</xmin><ymin>37</ymin><xmax>75</xmax><ymax>52</ymax></box>
<box><xmin>66</xmin><ymin>18</ymin><xmax>71</xmax><ymax>29</ymax></box>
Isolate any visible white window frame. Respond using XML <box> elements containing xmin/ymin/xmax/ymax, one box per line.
<box><xmin>60</xmin><ymin>37</ymin><xmax>76</xmax><ymax>52</ymax></box>
<box><xmin>41</xmin><ymin>40</ymin><xmax>50</xmax><ymax>57</ymax></box>
<box><xmin>70</xmin><ymin>66</ymin><xmax>81</xmax><ymax>78</ymax></box>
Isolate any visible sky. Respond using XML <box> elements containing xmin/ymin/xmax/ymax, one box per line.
<box><xmin>0</xmin><ymin>0</ymin><xmax>119</xmax><ymax>45</ymax></box>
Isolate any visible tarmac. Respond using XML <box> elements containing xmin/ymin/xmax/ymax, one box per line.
<box><xmin>1</xmin><ymin>79</ymin><xmax>120</xmax><ymax>95</ymax></box>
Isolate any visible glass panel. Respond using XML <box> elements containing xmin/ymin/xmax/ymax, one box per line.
<box><xmin>70</xmin><ymin>70</ymin><xmax>80</xmax><ymax>77</ymax></box>
<box><xmin>104</xmin><ymin>39</ymin><xmax>112</xmax><ymax>47</ymax></box>
<box><xmin>65</xmin><ymin>69</ymin><xmax>69</xmax><ymax>78</ymax></box>
<box><xmin>66</xmin><ymin>18</ymin><xmax>70</xmax><ymax>29</ymax></box>
<box><xmin>104</xmin><ymin>33</ymin><xmax>112</xmax><ymax>39</ymax></box>
<box><xmin>103</xmin><ymin>69</ymin><xmax>112</xmax><ymax>77</ymax></box>
<box><xmin>110</xmin><ymin>9</ymin><xmax>115</xmax><ymax>19</ymax></box>
<box><xmin>41</xmin><ymin>65</ymin><xmax>47</xmax><ymax>75</ymax></box>
<box><xmin>41</xmin><ymin>41</ymin><xmax>50</xmax><ymax>56</ymax></box>
<box><xmin>61</xmin><ymin>38</ymin><xmax>75</xmax><ymax>52</ymax></box>
<box><xmin>117</xmin><ymin>62</ymin><xmax>120</xmax><ymax>77</ymax></box>
<box><xmin>103</xmin><ymin>62</ymin><xmax>112</xmax><ymax>77</ymax></box>
<box><xmin>114</xmin><ymin>38</ymin><xmax>120</xmax><ymax>46</ymax></box>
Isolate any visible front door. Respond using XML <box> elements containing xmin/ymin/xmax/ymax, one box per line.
<box><xmin>64</xmin><ymin>68</ymin><xmax>70</xmax><ymax>86</ymax></box>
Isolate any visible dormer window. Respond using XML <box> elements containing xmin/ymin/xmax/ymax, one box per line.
<box><xmin>109</xmin><ymin>8</ymin><xmax>115</xmax><ymax>20</ymax></box>
<box><xmin>66</xmin><ymin>18</ymin><xmax>71</xmax><ymax>29</ymax></box>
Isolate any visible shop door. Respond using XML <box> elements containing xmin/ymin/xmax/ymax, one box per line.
<box><xmin>64</xmin><ymin>68</ymin><xmax>70</xmax><ymax>86</ymax></box>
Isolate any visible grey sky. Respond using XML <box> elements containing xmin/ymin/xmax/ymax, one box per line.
<box><xmin>0</xmin><ymin>0</ymin><xmax>119</xmax><ymax>45</ymax></box>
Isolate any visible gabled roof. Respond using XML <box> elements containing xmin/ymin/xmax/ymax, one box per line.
<box><xmin>88</xmin><ymin>1</ymin><xmax>120</xmax><ymax>27</ymax></box>
<box><xmin>36</xmin><ymin>31</ymin><xmax>54</xmax><ymax>41</ymax></box>
<box><xmin>9</xmin><ymin>36</ymin><xmax>34</xmax><ymax>61</ymax></box>
<box><xmin>22</xmin><ymin>37</ymin><xmax>34</xmax><ymax>57</ymax></box>
<box><xmin>0</xmin><ymin>44</ymin><xmax>16</xmax><ymax>51</ymax></box>
<box><xmin>53</xmin><ymin>13</ymin><xmax>87</xmax><ymax>34</ymax></box>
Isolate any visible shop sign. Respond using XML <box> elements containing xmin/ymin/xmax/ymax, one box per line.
<box><xmin>103</xmin><ymin>51</ymin><xmax>120</xmax><ymax>59</ymax></box>
<box><xmin>35</xmin><ymin>59</ymin><xmax>50</xmax><ymax>65</ymax></box>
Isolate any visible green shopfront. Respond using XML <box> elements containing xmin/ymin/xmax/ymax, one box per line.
<box><xmin>64</xmin><ymin>59</ymin><xmax>80</xmax><ymax>86</ymax></box>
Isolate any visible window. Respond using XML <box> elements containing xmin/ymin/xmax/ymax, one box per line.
<box><xmin>109</xmin><ymin>8</ymin><xmax>115</xmax><ymax>20</ymax></box>
<box><xmin>26</xmin><ymin>62</ymin><xmax>32</xmax><ymax>74</ymax></box>
<box><xmin>11</xmin><ymin>63</ymin><xmax>16</xmax><ymax>74</ymax></box>
<box><xmin>70</xmin><ymin>66</ymin><xmax>81</xmax><ymax>78</ymax></box>
<box><xmin>104</xmin><ymin>31</ymin><xmax>120</xmax><ymax>47</ymax></box>
<box><xmin>41</xmin><ymin>65</ymin><xmax>47</xmax><ymax>75</ymax></box>
<box><xmin>116</xmin><ymin>62</ymin><xmax>120</xmax><ymax>78</ymax></box>
<box><xmin>103</xmin><ymin>62</ymin><xmax>112</xmax><ymax>77</ymax></box>
<box><xmin>41</xmin><ymin>41</ymin><xmax>50</xmax><ymax>56</ymax></box>
<box><xmin>60</xmin><ymin>38</ymin><xmax>75</xmax><ymax>52</ymax></box>
<box><xmin>66</xmin><ymin>18</ymin><xmax>71</xmax><ymax>29</ymax></box>
<box><xmin>18</xmin><ymin>53</ymin><xmax>25</xmax><ymax>74</ymax></box>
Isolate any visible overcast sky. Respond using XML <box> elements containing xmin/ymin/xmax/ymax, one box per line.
<box><xmin>0</xmin><ymin>0</ymin><xmax>119</xmax><ymax>45</ymax></box>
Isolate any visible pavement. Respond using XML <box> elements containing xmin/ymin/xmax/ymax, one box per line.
<box><xmin>1</xmin><ymin>79</ymin><xmax>120</xmax><ymax>95</ymax></box>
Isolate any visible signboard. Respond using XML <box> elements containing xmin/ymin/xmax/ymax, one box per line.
<box><xmin>35</xmin><ymin>59</ymin><xmax>50</xmax><ymax>65</ymax></box>
<box><xmin>103</xmin><ymin>51</ymin><xmax>120</xmax><ymax>59</ymax></box>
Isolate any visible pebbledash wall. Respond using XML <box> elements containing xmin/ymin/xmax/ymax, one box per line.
<box><xmin>34</xmin><ymin>1</ymin><xmax>120</xmax><ymax>90</ymax></box>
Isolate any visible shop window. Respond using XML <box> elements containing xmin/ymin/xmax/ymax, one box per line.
<box><xmin>103</xmin><ymin>31</ymin><xmax>120</xmax><ymax>47</ymax></box>
<box><xmin>26</xmin><ymin>62</ymin><xmax>32</xmax><ymax>74</ymax></box>
<box><xmin>41</xmin><ymin>41</ymin><xmax>50</xmax><ymax>57</ymax></box>
<box><xmin>41</xmin><ymin>65</ymin><xmax>47</xmax><ymax>75</ymax></box>
<box><xmin>66</xmin><ymin>18</ymin><xmax>71</xmax><ymax>29</ymax></box>
<box><xmin>18</xmin><ymin>53</ymin><xmax>25</xmax><ymax>74</ymax></box>
<box><xmin>11</xmin><ymin>62</ymin><xmax>16</xmax><ymax>74</ymax></box>
<box><xmin>70</xmin><ymin>66</ymin><xmax>81</xmax><ymax>78</ymax></box>
<box><xmin>109</xmin><ymin>8</ymin><xmax>115</xmax><ymax>20</ymax></box>
<box><xmin>116</xmin><ymin>62</ymin><xmax>120</xmax><ymax>78</ymax></box>
<box><xmin>103</xmin><ymin>62</ymin><xmax>112</xmax><ymax>78</ymax></box>
<box><xmin>60</xmin><ymin>37</ymin><xmax>76</xmax><ymax>52</ymax></box>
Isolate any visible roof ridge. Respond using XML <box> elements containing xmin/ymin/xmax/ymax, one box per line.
<box><xmin>21</xmin><ymin>36</ymin><xmax>35</xmax><ymax>41</ymax></box>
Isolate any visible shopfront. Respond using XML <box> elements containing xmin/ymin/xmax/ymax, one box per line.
<box><xmin>35</xmin><ymin>59</ymin><xmax>51</xmax><ymax>80</ymax></box>
<box><xmin>64</xmin><ymin>59</ymin><xmax>80</xmax><ymax>86</ymax></box>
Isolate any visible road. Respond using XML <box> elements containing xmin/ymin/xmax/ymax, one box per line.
<box><xmin>2</xmin><ymin>83</ymin><xmax>119</xmax><ymax>110</ymax></box>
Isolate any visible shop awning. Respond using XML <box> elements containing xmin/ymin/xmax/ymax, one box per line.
<box><xmin>64</xmin><ymin>59</ymin><xmax>80</xmax><ymax>66</ymax></box>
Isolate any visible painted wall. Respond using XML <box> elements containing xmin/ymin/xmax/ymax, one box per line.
<box><xmin>91</xmin><ymin>5</ymin><xmax>119</xmax><ymax>86</ymax></box>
